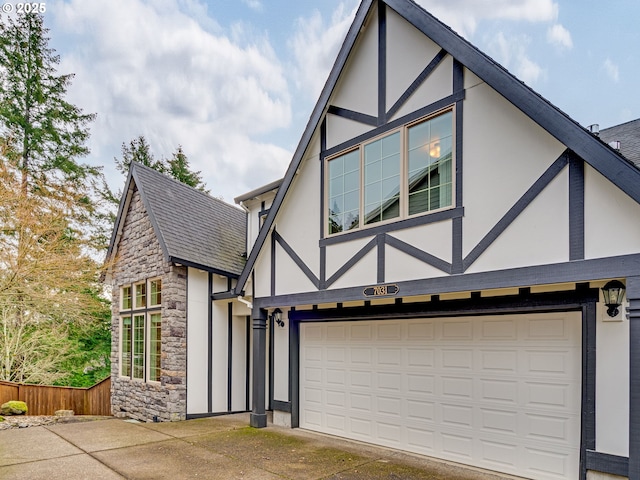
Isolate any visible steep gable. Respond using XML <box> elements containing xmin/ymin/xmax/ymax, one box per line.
<box><xmin>106</xmin><ymin>162</ymin><xmax>246</xmax><ymax>277</ymax></box>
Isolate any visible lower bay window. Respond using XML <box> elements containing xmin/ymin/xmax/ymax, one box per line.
<box><xmin>119</xmin><ymin>278</ymin><xmax>162</xmax><ymax>382</ymax></box>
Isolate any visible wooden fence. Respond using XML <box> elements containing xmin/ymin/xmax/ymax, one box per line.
<box><xmin>0</xmin><ymin>377</ymin><xmax>111</xmax><ymax>416</ymax></box>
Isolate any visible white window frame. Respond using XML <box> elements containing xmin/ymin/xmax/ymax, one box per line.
<box><xmin>118</xmin><ymin>278</ymin><xmax>162</xmax><ymax>383</ymax></box>
<box><xmin>325</xmin><ymin>107</ymin><xmax>455</xmax><ymax>237</ymax></box>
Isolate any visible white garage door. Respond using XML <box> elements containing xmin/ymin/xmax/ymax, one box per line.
<box><xmin>300</xmin><ymin>313</ymin><xmax>581</xmax><ymax>480</ymax></box>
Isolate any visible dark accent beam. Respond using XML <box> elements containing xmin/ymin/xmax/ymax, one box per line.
<box><xmin>377</xmin><ymin>234</ymin><xmax>385</xmax><ymax>283</ymax></box>
<box><xmin>250</xmin><ymin>308</ymin><xmax>268</xmax><ymax>428</ymax></box>
<box><xmin>227</xmin><ymin>302</ymin><xmax>233</xmax><ymax>412</ymax></box>
<box><xmin>272</xmin><ymin>400</ymin><xmax>292</xmax><ymax>413</ymax></box>
<box><xmin>207</xmin><ymin>273</ymin><xmax>213</xmax><ymax>413</ymax></box>
<box><xmin>378</xmin><ymin>1</ymin><xmax>387</xmax><ymax>124</ymax></box>
<box><xmin>289</xmin><ymin>316</ymin><xmax>300</xmax><ymax>428</ymax></box>
<box><xmin>387</xmin><ymin>48</ymin><xmax>447</xmax><ymax>120</ymax></box>
<box><xmin>289</xmin><ymin>288</ymin><xmax>597</xmax><ymax>322</ymax></box>
<box><xmin>274</xmin><ymin>231</ymin><xmax>320</xmax><ymax>289</ymax></box>
<box><xmin>586</xmin><ymin>451</ymin><xmax>629</xmax><ymax>478</ymax></box>
<box><xmin>326</xmin><ymin>236</ymin><xmax>378</xmax><ymax>288</ymax></box>
<box><xmin>628</xmin><ymin>276</ymin><xmax>640</xmax><ymax>479</ymax></box>
<box><xmin>463</xmin><ymin>153</ymin><xmax>569</xmax><ymax>271</ymax></box>
<box><xmin>327</xmin><ymin>106</ymin><xmax>378</xmax><ymax>127</ymax></box>
<box><xmin>320</xmin><ymin>206</ymin><xmax>464</xmax><ymax>246</ymax></box>
<box><xmin>569</xmin><ymin>153</ymin><xmax>585</xmax><ymax>261</ymax></box>
<box><xmin>385</xmin><ymin>234</ymin><xmax>451</xmax><ymax>273</ymax></box>
<box><xmin>323</xmin><ymin>91</ymin><xmax>464</xmax><ymax>159</ymax></box>
<box><xmin>254</xmin><ymin>253</ymin><xmax>640</xmax><ymax>309</ymax></box>
<box><xmin>271</xmin><ymin>230</ymin><xmax>276</xmax><ymax>296</ymax></box>
<box><xmin>580</xmin><ymin>301</ymin><xmax>597</xmax><ymax>478</ymax></box>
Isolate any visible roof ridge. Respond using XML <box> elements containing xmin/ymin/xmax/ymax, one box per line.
<box><xmin>601</xmin><ymin>117</ymin><xmax>640</xmax><ymax>132</ymax></box>
<box><xmin>131</xmin><ymin>161</ymin><xmax>241</xmax><ymax>213</ymax></box>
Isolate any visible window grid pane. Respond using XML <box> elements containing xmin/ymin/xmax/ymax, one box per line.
<box><xmin>328</xmin><ymin>150</ymin><xmax>360</xmax><ymax>234</ymax></box>
<box><xmin>149</xmin><ymin>313</ymin><xmax>161</xmax><ymax>382</ymax></box>
<box><xmin>133</xmin><ymin>314</ymin><xmax>145</xmax><ymax>379</ymax></box>
<box><xmin>121</xmin><ymin>317</ymin><xmax>132</xmax><ymax>377</ymax></box>
<box><xmin>135</xmin><ymin>283</ymin><xmax>146</xmax><ymax>309</ymax></box>
<box><xmin>407</xmin><ymin>112</ymin><xmax>453</xmax><ymax>216</ymax></box>
<box><xmin>150</xmin><ymin>279</ymin><xmax>162</xmax><ymax>307</ymax></box>
<box><xmin>364</xmin><ymin>132</ymin><xmax>400</xmax><ymax>225</ymax></box>
<box><xmin>122</xmin><ymin>287</ymin><xmax>132</xmax><ymax>310</ymax></box>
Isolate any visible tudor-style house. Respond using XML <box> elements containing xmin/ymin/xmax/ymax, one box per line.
<box><xmin>106</xmin><ymin>1</ymin><xmax>640</xmax><ymax>479</ymax></box>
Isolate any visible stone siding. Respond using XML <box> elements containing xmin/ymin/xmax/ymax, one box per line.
<box><xmin>110</xmin><ymin>186</ymin><xmax>187</xmax><ymax>422</ymax></box>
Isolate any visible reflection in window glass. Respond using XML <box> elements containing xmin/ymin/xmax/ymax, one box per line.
<box><xmin>407</xmin><ymin>111</ymin><xmax>453</xmax><ymax>215</ymax></box>
<box><xmin>150</xmin><ymin>279</ymin><xmax>162</xmax><ymax>306</ymax></box>
<box><xmin>121</xmin><ymin>286</ymin><xmax>132</xmax><ymax>310</ymax></box>
<box><xmin>328</xmin><ymin>150</ymin><xmax>360</xmax><ymax>234</ymax></box>
<box><xmin>133</xmin><ymin>314</ymin><xmax>145</xmax><ymax>379</ymax></box>
<box><xmin>149</xmin><ymin>313</ymin><xmax>161</xmax><ymax>382</ymax></box>
<box><xmin>364</xmin><ymin>132</ymin><xmax>400</xmax><ymax>225</ymax></box>
<box><xmin>135</xmin><ymin>283</ymin><xmax>146</xmax><ymax>309</ymax></box>
<box><xmin>121</xmin><ymin>317</ymin><xmax>131</xmax><ymax>377</ymax></box>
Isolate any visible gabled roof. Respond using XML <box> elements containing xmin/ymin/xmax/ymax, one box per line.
<box><xmin>234</xmin><ymin>177</ymin><xmax>282</xmax><ymax>204</ymax></box>
<box><xmin>106</xmin><ymin>162</ymin><xmax>247</xmax><ymax>277</ymax></box>
<box><xmin>600</xmin><ymin>118</ymin><xmax>640</xmax><ymax>167</ymax></box>
<box><xmin>234</xmin><ymin>0</ymin><xmax>640</xmax><ymax>293</ymax></box>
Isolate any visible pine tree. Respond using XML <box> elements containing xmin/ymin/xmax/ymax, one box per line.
<box><xmin>167</xmin><ymin>146</ymin><xmax>209</xmax><ymax>192</ymax></box>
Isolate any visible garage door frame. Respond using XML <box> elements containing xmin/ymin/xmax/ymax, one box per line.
<box><xmin>288</xmin><ymin>287</ymin><xmax>598</xmax><ymax>479</ymax></box>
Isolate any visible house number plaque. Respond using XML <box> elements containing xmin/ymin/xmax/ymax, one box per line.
<box><xmin>363</xmin><ymin>284</ymin><xmax>399</xmax><ymax>297</ymax></box>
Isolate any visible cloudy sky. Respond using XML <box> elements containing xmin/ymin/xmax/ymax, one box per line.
<box><xmin>36</xmin><ymin>0</ymin><xmax>640</xmax><ymax>202</ymax></box>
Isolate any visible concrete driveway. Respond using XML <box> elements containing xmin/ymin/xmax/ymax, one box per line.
<box><xmin>0</xmin><ymin>413</ymin><xmax>523</xmax><ymax>479</ymax></box>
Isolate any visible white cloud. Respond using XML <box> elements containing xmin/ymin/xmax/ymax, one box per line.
<box><xmin>603</xmin><ymin>58</ymin><xmax>620</xmax><ymax>83</ymax></box>
<box><xmin>50</xmin><ymin>0</ymin><xmax>292</xmax><ymax>200</ymax></box>
<box><xmin>241</xmin><ymin>0</ymin><xmax>263</xmax><ymax>13</ymax></box>
<box><xmin>414</xmin><ymin>0</ymin><xmax>558</xmax><ymax>37</ymax></box>
<box><xmin>288</xmin><ymin>3</ymin><xmax>358</xmax><ymax>100</ymax></box>
<box><xmin>547</xmin><ymin>23</ymin><xmax>573</xmax><ymax>50</ymax></box>
<box><xmin>486</xmin><ymin>32</ymin><xmax>544</xmax><ymax>85</ymax></box>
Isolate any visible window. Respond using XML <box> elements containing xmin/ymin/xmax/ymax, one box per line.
<box><xmin>327</xmin><ymin>110</ymin><xmax>453</xmax><ymax>235</ymax></box>
<box><xmin>119</xmin><ymin>278</ymin><xmax>162</xmax><ymax>382</ymax></box>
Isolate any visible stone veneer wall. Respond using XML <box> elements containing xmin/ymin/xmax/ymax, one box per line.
<box><xmin>110</xmin><ymin>186</ymin><xmax>187</xmax><ymax>422</ymax></box>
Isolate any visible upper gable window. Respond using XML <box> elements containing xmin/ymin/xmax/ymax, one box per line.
<box><xmin>326</xmin><ymin>109</ymin><xmax>454</xmax><ymax>236</ymax></box>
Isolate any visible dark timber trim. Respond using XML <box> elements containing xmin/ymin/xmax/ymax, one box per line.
<box><xmin>271</xmin><ymin>230</ymin><xmax>276</xmax><ymax>296</ymax></box>
<box><xmin>628</xmin><ymin>276</ymin><xmax>640</xmax><ymax>479</ymax></box>
<box><xmin>207</xmin><ymin>273</ymin><xmax>213</xmax><ymax>413</ymax></box>
<box><xmin>580</xmin><ymin>300</ymin><xmax>597</xmax><ymax>478</ymax></box>
<box><xmin>320</xmin><ymin>206</ymin><xmax>464</xmax><ymax>246</ymax></box>
<box><xmin>325</xmin><ymin>236</ymin><xmax>378</xmax><ymax>288</ymax></box>
<box><xmin>385</xmin><ymin>234</ymin><xmax>451</xmax><ymax>273</ymax></box>
<box><xmin>462</xmin><ymin>153</ymin><xmax>569</xmax><ymax>271</ymax></box>
<box><xmin>327</xmin><ymin>106</ymin><xmax>378</xmax><ymax>127</ymax></box>
<box><xmin>274</xmin><ymin>230</ymin><xmax>320</xmax><ymax>289</ymax></box>
<box><xmin>323</xmin><ymin>92</ymin><xmax>463</xmax><ymax>159</ymax></box>
<box><xmin>387</xmin><ymin>49</ymin><xmax>447</xmax><ymax>120</ymax></box>
<box><xmin>452</xmin><ymin>59</ymin><xmax>464</xmax><ymax>274</ymax></box>
<box><xmin>272</xmin><ymin>400</ymin><xmax>292</xmax><ymax>413</ymax></box>
<box><xmin>290</xmin><ymin>313</ymin><xmax>300</xmax><ymax>428</ymax></box>
<box><xmin>187</xmin><ymin>410</ymin><xmax>250</xmax><ymax>420</ymax></box>
<box><xmin>254</xmin><ymin>253</ymin><xmax>640</xmax><ymax>309</ymax></box>
<box><xmin>586</xmin><ymin>451</ymin><xmax>629</xmax><ymax>478</ymax></box>
<box><xmin>377</xmin><ymin>234</ymin><xmax>385</xmax><ymax>283</ymax></box>
<box><xmin>250</xmin><ymin>308</ymin><xmax>268</xmax><ymax>428</ymax></box>
<box><xmin>569</xmin><ymin>153</ymin><xmax>585</xmax><ymax>261</ymax></box>
<box><xmin>245</xmin><ymin>315</ymin><xmax>251</xmax><ymax>411</ymax></box>
<box><xmin>227</xmin><ymin>302</ymin><xmax>233</xmax><ymax>412</ymax></box>
<box><xmin>378</xmin><ymin>1</ymin><xmax>386</xmax><ymax>125</ymax></box>
<box><xmin>269</xmin><ymin>309</ymin><xmax>274</xmax><ymax>411</ymax></box>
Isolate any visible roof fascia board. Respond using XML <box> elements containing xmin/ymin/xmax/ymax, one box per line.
<box><xmin>168</xmin><ymin>256</ymin><xmax>240</xmax><ymax>278</ymax></box>
<box><xmin>130</xmin><ymin>163</ymin><xmax>172</xmax><ymax>264</ymax></box>
<box><xmin>235</xmin><ymin>0</ymin><xmax>375</xmax><ymax>292</ymax></box>
<box><xmin>104</xmin><ymin>167</ymin><xmax>136</xmax><ymax>266</ymax></box>
<box><xmin>385</xmin><ymin>0</ymin><xmax>640</xmax><ymax>203</ymax></box>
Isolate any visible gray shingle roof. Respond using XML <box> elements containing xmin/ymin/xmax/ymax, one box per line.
<box><xmin>600</xmin><ymin>118</ymin><xmax>640</xmax><ymax>167</ymax></box>
<box><xmin>108</xmin><ymin>162</ymin><xmax>247</xmax><ymax>276</ymax></box>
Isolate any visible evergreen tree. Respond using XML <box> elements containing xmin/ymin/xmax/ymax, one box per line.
<box><xmin>167</xmin><ymin>145</ymin><xmax>208</xmax><ymax>192</ymax></box>
<box><xmin>0</xmin><ymin>13</ymin><xmax>109</xmax><ymax>384</ymax></box>
<box><xmin>114</xmin><ymin>135</ymin><xmax>165</xmax><ymax>175</ymax></box>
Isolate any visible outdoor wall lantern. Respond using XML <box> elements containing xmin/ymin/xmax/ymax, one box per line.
<box><xmin>602</xmin><ymin>280</ymin><xmax>626</xmax><ymax>317</ymax></box>
<box><xmin>272</xmin><ymin>308</ymin><xmax>285</xmax><ymax>328</ymax></box>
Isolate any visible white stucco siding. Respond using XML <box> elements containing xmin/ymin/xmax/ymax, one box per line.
<box><xmin>275</xmin><ymin>242</ymin><xmax>318</xmax><ymax>295</ymax></box>
<box><xmin>388</xmin><ymin>221</ymin><xmax>453</xmax><ymax>263</ymax></box>
<box><xmin>386</xmin><ymin>247</ymin><xmax>450</xmax><ymax>283</ymax></box>
<box><xmin>331</xmin><ymin>4</ymin><xmax>379</xmax><ymax>117</ymax></box>
<box><xmin>596</xmin><ymin>299</ymin><xmax>629</xmax><ymax>456</ymax></box>
<box><xmin>186</xmin><ymin>268</ymin><xmax>209</xmax><ymax>414</ymax></box>
<box><xmin>585</xmin><ymin>165</ymin><xmax>640</xmax><ymax>259</ymax></box>
<box><xmin>275</xmin><ymin>155</ymin><xmax>320</xmax><ymax>278</ymax></box>
<box><xmin>326</xmin><ymin>237</ymin><xmax>372</xmax><ymax>279</ymax></box>
<box><xmin>463</xmin><ymin>68</ymin><xmax>483</xmax><ymax>90</ymax></box>
<box><xmin>211</xmin><ymin>275</ymin><xmax>230</xmax><ymax>413</ymax></box>
<box><xmin>253</xmin><ymin>248</ymin><xmax>272</xmax><ymax>298</ymax></box>
<box><xmin>462</xmin><ymin>81</ymin><xmax>567</xmax><ymax>259</ymax></box>
<box><xmin>328</xmin><ymin>247</ymin><xmax>378</xmax><ymax>290</ymax></box>
<box><xmin>273</xmin><ymin>309</ymin><xmax>290</xmax><ymax>402</ymax></box>
<box><xmin>327</xmin><ymin>115</ymin><xmax>374</xmax><ymax>150</ymax></box>
<box><xmin>231</xmin><ymin>315</ymin><xmax>248</xmax><ymax>412</ymax></box>
<box><xmin>385</xmin><ymin>6</ymin><xmax>445</xmax><ymax>114</ymax></box>
<box><xmin>465</xmin><ymin>169</ymin><xmax>569</xmax><ymax>274</ymax></box>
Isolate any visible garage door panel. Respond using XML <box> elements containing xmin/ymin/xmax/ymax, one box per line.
<box><xmin>300</xmin><ymin>313</ymin><xmax>581</xmax><ymax>480</ymax></box>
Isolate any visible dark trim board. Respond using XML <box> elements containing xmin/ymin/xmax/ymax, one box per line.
<box><xmin>186</xmin><ymin>410</ymin><xmax>249</xmax><ymax>420</ymax></box>
<box><xmin>288</xmin><ymin>287</ymin><xmax>597</xmax><ymax>480</ymax></box>
<box><xmin>272</xmin><ymin>400</ymin><xmax>292</xmax><ymax>413</ymax></box>
<box><xmin>585</xmin><ymin>451</ymin><xmax>629</xmax><ymax>478</ymax></box>
<box><xmin>254</xmin><ymin>253</ymin><xmax>640</xmax><ymax>309</ymax></box>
